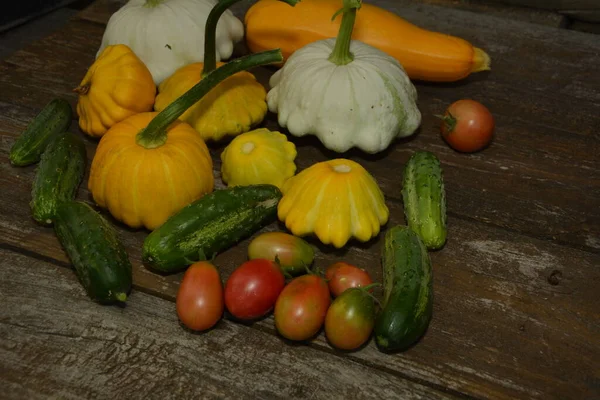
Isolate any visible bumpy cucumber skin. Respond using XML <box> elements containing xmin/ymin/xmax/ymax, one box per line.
<box><xmin>143</xmin><ymin>184</ymin><xmax>282</xmax><ymax>273</ymax></box>
<box><xmin>54</xmin><ymin>201</ymin><xmax>132</xmax><ymax>304</ymax></box>
<box><xmin>374</xmin><ymin>225</ymin><xmax>433</xmax><ymax>352</ymax></box>
<box><xmin>401</xmin><ymin>151</ymin><xmax>447</xmax><ymax>250</ymax></box>
<box><xmin>9</xmin><ymin>98</ymin><xmax>73</xmax><ymax>166</ymax></box>
<box><xmin>30</xmin><ymin>132</ymin><xmax>86</xmax><ymax>225</ymax></box>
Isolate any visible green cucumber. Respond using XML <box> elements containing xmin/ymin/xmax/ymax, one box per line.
<box><xmin>54</xmin><ymin>201</ymin><xmax>132</xmax><ymax>304</ymax></box>
<box><xmin>401</xmin><ymin>151</ymin><xmax>447</xmax><ymax>250</ymax></box>
<box><xmin>9</xmin><ymin>98</ymin><xmax>73</xmax><ymax>166</ymax></box>
<box><xmin>143</xmin><ymin>184</ymin><xmax>282</xmax><ymax>273</ymax></box>
<box><xmin>30</xmin><ymin>132</ymin><xmax>87</xmax><ymax>225</ymax></box>
<box><xmin>374</xmin><ymin>225</ymin><xmax>433</xmax><ymax>352</ymax></box>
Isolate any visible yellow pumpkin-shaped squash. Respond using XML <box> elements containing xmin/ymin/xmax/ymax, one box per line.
<box><xmin>278</xmin><ymin>159</ymin><xmax>389</xmax><ymax>248</ymax></box>
<box><xmin>88</xmin><ymin>112</ymin><xmax>214</xmax><ymax>230</ymax></box>
<box><xmin>75</xmin><ymin>44</ymin><xmax>156</xmax><ymax>138</ymax></box>
<box><xmin>220</xmin><ymin>128</ymin><xmax>297</xmax><ymax>188</ymax></box>
<box><xmin>154</xmin><ymin>62</ymin><xmax>267</xmax><ymax>142</ymax></box>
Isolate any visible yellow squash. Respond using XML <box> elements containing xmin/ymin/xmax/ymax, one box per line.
<box><xmin>75</xmin><ymin>44</ymin><xmax>156</xmax><ymax>138</ymax></box>
<box><xmin>88</xmin><ymin>112</ymin><xmax>214</xmax><ymax>231</ymax></box>
<box><xmin>154</xmin><ymin>63</ymin><xmax>267</xmax><ymax>142</ymax></box>
<box><xmin>245</xmin><ymin>0</ymin><xmax>490</xmax><ymax>82</ymax></box>
<box><xmin>221</xmin><ymin>128</ymin><xmax>297</xmax><ymax>188</ymax></box>
<box><xmin>278</xmin><ymin>159</ymin><xmax>389</xmax><ymax>248</ymax></box>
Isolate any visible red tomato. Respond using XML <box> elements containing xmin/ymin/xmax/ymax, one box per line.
<box><xmin>224</xmin><ymin>258</ymin><xmax>285</xmax><ymax>321</ymax></box>
<box><xmin>325</xmin><ymin>262</ymin><xmax>373</xmax><ymax>297</ymax></box>
<box><xmin>325</xmin><ymin>287</ymin><xmax>377</xmax><ymax>351</ymax></box>
<box><xmin>440</xmin><ymin>99</ymin><xmax>495</xmax><ymax>153</ymax></box>
<box><xmin>176</xmin><ymin>261</ymin><xmax>224</xmax><ymax>331</ymax></box>
<box><xmin>274</xmin><ymin>274</ymin><xmax>331</xmax><ymax>341</ymax></box>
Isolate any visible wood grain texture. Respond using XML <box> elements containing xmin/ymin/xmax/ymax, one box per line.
<box><xmin>0</xmin><ymin>248</ymin><xmax>457</xmax><ymax>400</ymax></box>
<box><xmin>1</xmin><ymin>0</ymin><xmax>600</xmax><ymax>399</ymax></box>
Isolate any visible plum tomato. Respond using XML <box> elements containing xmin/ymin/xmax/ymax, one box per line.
<box><xmin>325</xmin><ymin>262</ymin><xmax>373</xmax><ymax>297</ymax></box>
<box><xmin>274</xmin><ymin>274</ymin><xmax>331</xmax><ymax>341</ymax></box>
<box><xmin>224</xmin><ymin>258</ymin><xmax>285</xmax><ymax>321</ymax></box>
<box><xmin>325</xmin><ymin>286</ymin><xmax>377</xmax><ymax>351</ymax></box>
<box><xmin>440</xmin><ymin>99</ymin><xmax>495</xmax><ymax>153</ymax></box>
<box><xmin>176</xmin><ymin>261</ymin><xmax>224</xmax><ymax>331</ymax></box>
<box><xmin>248</xmin><ymin>232</ymin><xmax>315</xmax><ymax>277</ymax></box>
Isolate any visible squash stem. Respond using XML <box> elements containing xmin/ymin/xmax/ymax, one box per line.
<box><xmin>328</xmin><ymin>0</ymin><xmax>361</xmax><ymax>66</ymax></box>
<box><xmin>202</xmin><ymin>0</ymin><xmax>300</xmax><ymax>76</ymax></box>
<box><xmin>137</xmin><ymin>49</ymin><xmax>283</xmax><ymax>149</ymax></box>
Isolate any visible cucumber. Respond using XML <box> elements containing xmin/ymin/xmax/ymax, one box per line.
<box><xmin>54</xmin><ymin>201</ymin><xmax>132</xmax><ymax>304</ymax></box>
<box><xmin>9</xmin><ymin>98</ymin><xmax>73</xmax><ymax>166</ymax></box>
<box><xmin>30</xmin><ymin>132</ymin><xmax>87</xmax><ymax>225</ymax></box>
<box><xmin>374</xmin><ymin>225</ymin><xmax>433</xmax><ymax>352</ymax></box>
<box><xmin>143</xmin><ymin>184</ymin><xmax>282</xmax><ymax>273</ymax></box>
<box><xmin>401</xmin><ymin>151</ymin><xmax>447</xmax><ymax>250</ymax></box>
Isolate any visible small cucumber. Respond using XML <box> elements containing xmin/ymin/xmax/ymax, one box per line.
<box><xmin>401</xmin><ymin>151</ymin><xmax>447</xmax><ymax>250</ymax></box>
<box><xmin>143</xmin><ymin>184</ymin><xmax>282</xmax><ymax>273</ymax></box>
<box><xmin>9</xmin><ymin>98</ymin><xmax>73</xmax><ymax>166</ymax></box>
<box><xmin>30</xmin><ymin>132</ymin><xmax>87</xmax><ymax>225</ymax></box>
<box><xmin>374</xmin><ymin>225</ymin><xmax>433</xmax><ymax>352</ymax></box>
<box><xmin>54</xmin><ymin>201</ymin><xmax>132</xmax><ymax>304</ymax></box>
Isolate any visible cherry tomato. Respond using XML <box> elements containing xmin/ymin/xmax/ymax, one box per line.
<box><xmin>248</xmin><ymin>232</ymin><xmax>315</xmax><ymax>277</ymax></box>
<box><xmin>274</xmin><ymin>274</ymin><xmax>331</xmax><ymax>341</ymax></box>
<box><xmin>440</xmin><ymin>99</ymin><xmax>495</xmax><ymax>153</ymax></box>
<box><xmin>176</xmin><ymin>261</ymin><xmax>224</xmax><ymax>331</ymax></box>
<box><xmin>325</xmin><ymin>287</ymin><xmax>377</xmax><ymax>351</ymax></box>
<box><xmin>325</xmin><ymin>262</ymin><xmax>373</xmax><ymax>297</ymax></box>
<box><xmin>224</xmin><ymin>258</ymin><xmax>285</xmax><ymax>321</ymax></box>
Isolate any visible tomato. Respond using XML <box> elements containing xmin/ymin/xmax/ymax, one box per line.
<box><xmin>248</xmin><ymin>232</ymin><xmax>315</xmax><ymax>277</ymax></box>
<box><xmin>274</xmin><ymin>274</ymin><xmax>331</xmax><ymax>341</ymax></box>
<box><xmin>176</xmin><ymin>261</ymin><xmax>224</xmax><ymax>331</ymax></box>
<box><xmin>325</xmin><ymin>287</ymin><xmax>377</xmax><ymax>351</ymax></box>
<box><xmin>325</xmin><ymin>262</ymin><xmax>373</xmax><ymax>297</ymax></box>
<box><xmin>224</xmin><ymin>258</ymin><xmax>285</xmax><ymax>321</ymax></box>
<box><xmin>440</xmin><ymin>99</ymin><xmax>495</xmax><ymax>153</ymax></box>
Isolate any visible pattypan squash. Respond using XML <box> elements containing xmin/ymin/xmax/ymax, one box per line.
<box><xmin>97</xmin><ymin>0</ymin><xmax>244</xmax><ymax>85</ymax></box>
<box><xmin>75</xmin><ymin>44</ymin><xmax>156</xmax><ymax>138</ymax></box>
<box><xmin>267</xmin><ymin>0</ymin><xmax>421</xmax><ymax>154</ymax></box>
<box><xmin>220</xmin><ymin>128</ymin><xmax>297</xmax><ymax>188</ymax></box>
<box><xmin>277</xmin><ymin>159</ymin><xmax>389</xmax><ymax>248</ymax></box>
<box><xmin>88</xmin><ymin>43</ymin><xmax>284</xmax><ymax>230</ymax></box>
<box><xmin>154</xmin><ymin>0</ymin><xmax>298</xmax><ymax>142</ymax></box>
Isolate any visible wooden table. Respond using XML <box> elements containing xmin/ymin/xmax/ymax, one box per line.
<box><xmin>1</xmin><ymin>1</ymin><xmax>599</xmax><ymax>399</ymax></box>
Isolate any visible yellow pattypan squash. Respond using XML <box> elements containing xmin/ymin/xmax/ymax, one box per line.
<box><xmin>278</xmin><ymin>159</ymin><xmax>389</xmax><ymax>248</ymax></box>
<box><xmin>153</xmin><ymin>0</ymin><xmax>272</xmax><ymax>142</ymax></box>
<box><xmin>75</xmin><ymin>44</ymin><xmax>156</xmax><ymax>138</ymax></box>
<box><xmin>155</xmin><ymin>62</ymin><xmax>267</xmax><ymax>142</ymax></box>
<box><xmin>220</xmin><ymin>128</ymin><xmax>297</xmax><ymax>188</ymax></box>
<box><xmin>88</xmin><ymin>112</ymin><xmax>214</xmax><ymax>230</ymax></box>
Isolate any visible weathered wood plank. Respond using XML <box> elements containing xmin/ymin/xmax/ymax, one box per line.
<box><xmin>1</xmin><ymin>16</ymin><xmax>598</xmax><ymax>252</ymax></box>
<box><xmin>0</xmin><ymin>248</ymin><xmax>457</xmax><ymax>400</ymax></box>
<box><xmin>2</xmin><ymin>130</ymin><xmax>599</xmax><ymax>399</ymax></box>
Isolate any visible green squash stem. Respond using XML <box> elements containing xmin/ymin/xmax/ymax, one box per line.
<box><xmin>136</xmin><ymin>49</ymin><xmax>283</xmax><ymax>149</ymax></box>
<box><xmin>328</xmin><ymin>0</ymin><xmax>362</xmax><ymax>66</ymax></box>
<box><xmin>144</xmin><ymin>0</ymin><xmax>164</xmax><ymax>7</ymax></box>
<box><xmin>202</xmin><ymin>0</ymin><xmax>300</xmax><ymax>76</ymax></box>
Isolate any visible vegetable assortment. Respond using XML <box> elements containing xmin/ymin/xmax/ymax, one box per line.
<box><xmin>9</xmin><ymin>0</ymin><xmax>500</xmax><ymax>354</ymax></box>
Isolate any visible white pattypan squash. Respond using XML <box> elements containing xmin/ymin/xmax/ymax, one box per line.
<box><xmin>97</xmin><ymin>0</ymin><xmax>244</xmax><ymax>85</ymax></box>
<box><xmin>267</xmin><ymin>0</ymin><xmax>421</xmax><ymax>154</ymax></box>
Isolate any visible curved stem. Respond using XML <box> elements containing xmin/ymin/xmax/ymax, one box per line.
<box><xmin>202</xmin><ymin>0</ymin><xmax>300</xmax><ymax>76</ymax></box>
<box><xmin>328</xmin><ymin>0</ymin><xmax>361</xmax><ymax>66</ymax></box>
<box><xmin>137</xmin><ymin>49</ymin><xmax>283</xmax><ymax>148</ymax></box>
<box><xmin>144</xmin><ymin>0</ymin><xmax>164</xmax><ymax>7</ymax></box>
